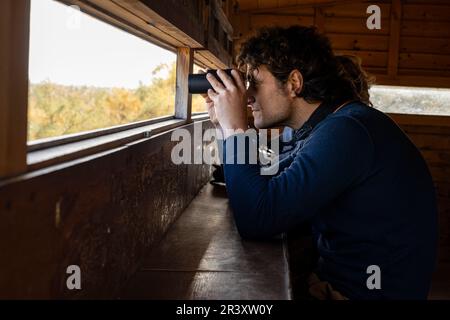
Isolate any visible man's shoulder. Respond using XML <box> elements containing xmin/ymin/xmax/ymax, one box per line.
<box><xmin>314</xmin><ymin>101</ymin><xmax>391</xmax><ymax>140</ymax></box>
<box><xmin>313</xmin><ymin>105</ymin><xmax>373</xmax><ymax>140</ymax></box>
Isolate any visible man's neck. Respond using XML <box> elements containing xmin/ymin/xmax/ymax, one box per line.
<box><xmin>286</xmin><ymin>98</ymin><xmax>322</xmax><ymax>130</ymax></box>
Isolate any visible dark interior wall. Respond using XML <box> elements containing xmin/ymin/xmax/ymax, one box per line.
<box><xmin>0</xmin><ymin>120</ymin><xmax>214</xmax><ymax>299</ymax></box>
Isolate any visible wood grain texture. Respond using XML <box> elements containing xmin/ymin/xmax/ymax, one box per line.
<box><xmin>121</xmin><ymin>184</ymin><xmax>291</xmax><ymax>299</ymax></box>
<box><xmin>0</xmin><ymin>0</ymin><xmax>29</xmax><ymax>178</ymax></box>
<box><xmin>0</xmin><ymin>121</ymin><xmax>214</xmax><ymax>298</ymax></box>
<box><xmin>231</xmin><ymin>1</ymin><xmax>450</xmax><ymax>88</ymax></box>
<box><xmin>175</xmin><ymin>48</ymin><xmax>194</xmax><ymax>120</ymax></box>
<box><xmin>388</xmin><ymin>0</ymin><xmax>401</xmax><ymax>77</ymax></box>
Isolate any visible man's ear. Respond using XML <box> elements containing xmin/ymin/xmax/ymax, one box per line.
<box><xmin>288</xmin><ymin>69</ymin><xmax>303</xmax><ymax>97</ymax></box>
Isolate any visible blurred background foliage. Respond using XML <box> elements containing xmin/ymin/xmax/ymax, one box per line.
<box><xmin>28</xmin><ymin>62</ymin><xmax>206</xmax><ymax>141</ymax></box>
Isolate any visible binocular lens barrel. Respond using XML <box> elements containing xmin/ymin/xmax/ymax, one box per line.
<box><xmin>188</xmin><ymin>69</ymin><xmax>234</xmax><ymax>94</ymax></box>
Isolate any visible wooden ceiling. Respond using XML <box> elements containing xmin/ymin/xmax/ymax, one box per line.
<box><xmin>236</xmin><ymin>0</ymin><xmax>372</xmax><ymax>11</ymax></box>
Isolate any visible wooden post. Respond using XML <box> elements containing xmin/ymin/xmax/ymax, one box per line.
<box><xmin>175</xmin><ymin>47</ymin><xmax>194</xmax><ymax>121</ymax></box>
<box><xmin>0</xmin><ymin>0</ymin><xmax>30</xmax><ymax>179</ymax></box>
<box><xmin>388</xmin><ymin>0</ymin><xmax>402</xmax><ymax>78</ymax></box>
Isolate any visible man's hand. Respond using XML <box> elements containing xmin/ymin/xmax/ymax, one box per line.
<box><xmin>206</xmin><ymin>69</ymin><xmax>248</xmax><ymax>139</ymax></box>
<box><xmin>198</xmin><ymin>70</ymin><xmax>220</xmax><ymax>128</ymax></box>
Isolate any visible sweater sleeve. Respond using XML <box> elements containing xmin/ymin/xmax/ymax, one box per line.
<box><xmin>222</xmin><ymin>116</ymin><xmax>375</xmax><ymax>239</ymax></box>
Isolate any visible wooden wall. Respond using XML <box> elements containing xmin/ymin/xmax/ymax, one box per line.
<box><xmin>0</xmin><ymin>121</ymin><xmax>214</xmax><ymax>299</ymax></box>
<box><xmin>232</xmin><ymin>0</ymin><xmax>450</xmax><ymax>88</ymax></box>
<box><xmin>390</xmin><ymin>114</ymin><xmax>450</xmax><ymax>263</ymax></box>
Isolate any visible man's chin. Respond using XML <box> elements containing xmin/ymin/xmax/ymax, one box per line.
<box><xmin>254</xmin><ymin>119</ymin><xmax>273</xmax><ymax>130</ymax></box>
<box><xmin>254</xmin><ymin>122</ymin><xmax>265</xmax><ymax>130</ymax></box>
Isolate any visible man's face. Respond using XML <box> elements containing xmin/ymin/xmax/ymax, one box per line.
<box><xmin>246</xmin><ymin>65</ymin><xmax>292</xmax><ymax>129</ymax></box>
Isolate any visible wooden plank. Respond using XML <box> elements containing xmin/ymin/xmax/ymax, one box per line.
<box><xmin>375</xmin><ymin>74</ymin><xmax>450</xmax><ymax>89</ymax></box>
<box><xmin>137</xmin><ymin>0</ymin><xmax>206</xmax><ymax>47</ymax></box>
<box><xmin>314</xmin><ymin>6</ymin><xmax>325</xmax><ymax>32</ymax></box>
<box><xmin>250</xmin><ymin>14</ymin><xmax>391</xmax><ymax>35</ymax></box>
<box><xmin>277</xmin><ymin>0</ymin><xmax>299</xmax><ymax>7</ymax></box>
<box><xmin>122</xmin><ymin>270</ymin><xmax>291</xmax><ymax>299</ymax></box>
<box><xmin>27</xmin><ymin>120</ymin><xmax>186</xmax><ymax>171</ymax></box>
<box><xmin>389</xmin><ymin>113</ymin><xmax>450</xmax><ymax>127</ymax></box>
<box><xmin>419</xmin><ymin>150</ymin><xmax>450</xmax><ymax>167</ymax></box>
<box><xmin>334</xmin><ymin>50</ymin><xmax>388</xmax><ymax>68</ymax></box>
<box><xmin>429</xmin><ymin>166</ymin><xmax>450</xmax><ymax>183</ymax></box>
<box><xmin>406</xmin><ymin>133</ymin><xmax>450</xmax><ymax>151</ymax></box>
<box><xmin>398</xmin><ymin>53</ymin><xmax>450</xmax><ymax>71</ymax></box>
<box><xmin>250</xmin><ymin>14</ymin><xmax>315</xmax><ymax>29</ymax></box>
<box><xmin>435</xmin><ymin>182</ymin><xmax>450</xmax><ymax>198</ymax></box>
<box><xmin>400</xmin><ymin>37</ymin><xmax>450</xmax><ymax>55</ymax></box>
<box><xmin>206</xmin><ymin>36</ymin><xmax>233</xmax><ymax>67</ymax></box>
<box><xmin>388</xmin><ymin>0</ymin><xmax>401</xmax><ymax>78</ymax></box>
<box><xmin>212</xmin><ymin>0</ymin><xmax>234</xmax><ymax>35</ymax></box>
<box><xmin>231</xmin><ymin>12</ymin><xmax>252</xmax><ymax>39</ymax></box>
<box><xmin>257</xmin><ymin>6</ymin><xmax>315</xmax><ymax>16</ymax></box>
<box><xmin>238</xmin><ymin>0</ymin><xmax>258</xmax><ymax>11</ymax></box>
<box><xmin>405</xmin><ymin>0</ymin><xmax>450</xmax><ymax>4</ymax></box>
<box><xmin>401</xmin><ymin>20</ymin><xmax>450</xmax><ymax>38</ymax></box>
<box><xmin>398</xmin><ymin>68</ymin><xmax>450</xmax><ymax>78</ymax></box>
<box><xmin>205</xmin><ymin>1</ymin><xmax>234</xmax><ymax>67</ymax></box>
<box><xmin>328</xmin><ymin>33</ymin><xmax>389</xmax><ymax>51</ymax></box>
<box><xmin>240</xmin><ymin>0</ymin><xmax>376</xmax><ymax>13</ymax></box>
<box><xmin>175</xmin><ymin>48</ymin><xmax>194</xmax><ymax>120</ymax></box>
<box><xmin>0</xmin><ymin>0</ymin><xmax>29</xmax><ymax>179</ymax></box>
<box><xmin>121</xmin><ymin>183</ymin><xmax>291</xmax><ymax>300</ymax></box>
<box><xmin>401</xmin><ymin>125</ymin><xmax>450</xmax><ymax>136</ymax></box>
<box><xmin>324</xmin><ymin>17</ymin><xmax>391</xmax><ymax>35</ymax></box>
<box><xmin>194</xmin><ymin>50</ymin><xmax>229</xmax><ymax>69</ymax></box>
<box><xmin>365</xmin><ymin>67</ymin><xmax>388</xmax><ymax>76</ymax></box>
<box><xmin>258</xmin><ymin>0</ymin><xmax>279</xmax><ymax>10</ymax></box>
<box><xmin>323</xmin><ymin>2</ymin><xmax>391</xmax><ymax>18</ymax></box>
<box><xmin>0</xmin><ymin>121</ymin><xmax>214</xmax><ymax>298</ymax></box>
<box><xmin>403</xmin><ymin>4</ymin><xmax>450</xmax><ymax>21</ymax></box>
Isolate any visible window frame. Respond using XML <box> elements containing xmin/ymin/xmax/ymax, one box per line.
<box><xmin>27</xmin><ymin>0</ymin><xmax>189</xmax><ymax>148</ymax></box>
<box><xmin>0</xmin><ymin>0</ymin><xmax>30</xmax><ymax>179</ymax></box>
<box><xmin>0</xmin><ymin>0</ymin><xmax>220</xmax><ymax>180</ymax></box>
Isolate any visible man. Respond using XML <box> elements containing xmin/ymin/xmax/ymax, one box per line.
<box><xmin>203</xmin><ymin>26</ymin><xmax>438</xmax><ymax>300</ymax></box>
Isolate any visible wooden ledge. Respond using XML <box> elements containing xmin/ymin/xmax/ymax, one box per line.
<box><xmin>121</xmin><ymin>183</ymin><xmax>292</xmax><ymax>300</ymax></box>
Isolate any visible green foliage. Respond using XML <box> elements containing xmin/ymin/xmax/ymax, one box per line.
<box><xmin>28</xmin><ymin>62</ymin><xmax>184</xmax><ymax>141</ymax></box>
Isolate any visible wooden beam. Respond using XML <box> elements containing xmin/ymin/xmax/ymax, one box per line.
<box><xmin>211</xmin><ymin>0</ymin><xmax>234</xmax><ymax>35</ymax></box>
<box><xmin>388</xmin><ymin>0</ymin><xmax>402</xmax><ymax>78</ymax></box>
<box><xmin>175</xmin><ymin>48</ymin><xmax>194</xmax><ymax>120</ymax></box>
<box><xmin>0</xmin><ymin>0</ymin><xmax>30</xmax><ymax>179</ymax></box>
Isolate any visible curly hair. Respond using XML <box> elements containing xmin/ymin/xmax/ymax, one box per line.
<box><xmin>236</xmin><ymin>26</ymin><xmax>374</xmax><ymax>105</ymax></box>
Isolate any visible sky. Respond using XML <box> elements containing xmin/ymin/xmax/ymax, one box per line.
<box><xmin>28</xmin><ymin>0</ymin><xmax>176</xmax><ymax>89</ymax></box>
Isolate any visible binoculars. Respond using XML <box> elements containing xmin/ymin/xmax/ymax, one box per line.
<box><xmin>188</xmin><ymin>69</ymin><xmax>242</xmax><ymax>94</ymax></box>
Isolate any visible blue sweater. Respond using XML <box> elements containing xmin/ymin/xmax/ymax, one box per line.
<box><xmin>222</xmin><ymin>102</ymin><xmax>438</xmax><ymax>299</ymax></box>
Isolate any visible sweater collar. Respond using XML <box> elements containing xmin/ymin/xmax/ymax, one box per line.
<box><xmin>285</xmin><ymin>100</ymin><xmax>343</xmax><ymax>145</ymax></box>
